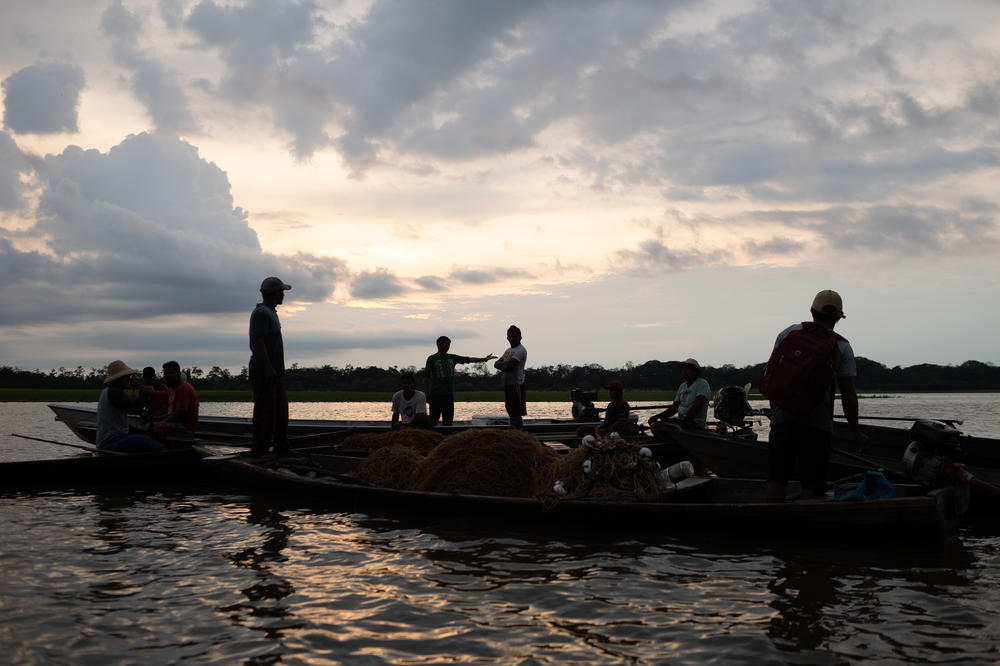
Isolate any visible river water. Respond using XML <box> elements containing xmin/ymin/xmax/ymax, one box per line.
<box><xmin>2</xmin><ymin>396</ymin><xmax>1000</xmax><ymax>664</ymax></box>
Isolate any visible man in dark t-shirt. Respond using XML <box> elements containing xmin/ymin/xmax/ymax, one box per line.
<box><xmin>249</xmin><ymin>276</ymin><xmax>291</xmax><ymax>457</ymax></box>
<box><xmin>424</xmin><ymin>336</ymin><xmax>496</xmax><ymax>426</ymax></box>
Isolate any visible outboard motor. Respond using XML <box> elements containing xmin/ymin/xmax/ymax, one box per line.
<box><xmin>570</xmin><ymin>388</ymin><xmax>599</xmax><ymax>422</ymax></box>
<box><xmin>714</xmin><ymin>385</ymin><xmax>752</xmax><ymax>427</ymax></box>
<box><xmin>902</xmin><ymin>420</ymin><xmax>966</xmax><ymax>487</ymax></box>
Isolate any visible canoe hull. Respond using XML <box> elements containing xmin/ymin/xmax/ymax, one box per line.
<box><xmin>195</xmin><ymin>445</ymin><xmax>964</xmax><ymax>541</ymax></box>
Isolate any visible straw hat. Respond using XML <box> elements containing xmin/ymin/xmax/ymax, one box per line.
<box><xmin>104</xmin><ymin>360</ymin><xmax>138</xmax><ymax>384</ymax></box>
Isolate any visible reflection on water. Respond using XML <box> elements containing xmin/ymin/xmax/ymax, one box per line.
<box><xmin>1</xmin><ymin>490</ymin><xmax>999</xmax><ymax>664</ymax></box>
<box><xmin>2</xmin><ymin>400</ymin><xmax>1000</xmax><ymax>663</ymax></box>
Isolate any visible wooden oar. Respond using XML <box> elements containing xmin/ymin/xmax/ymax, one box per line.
<box><xmin>288</xmin><ymin>429</ymin><xmax>353</xmax><ymax>443</ymax></box>
<box><xmin>10</xmin><ymin>433</ymin><xmax>127</xmax><ymax>456</ymax></box>
<box><xmin>834</xmin><ymin>414</ymin><xmax>963</xmax><ymax>425</ymax></box>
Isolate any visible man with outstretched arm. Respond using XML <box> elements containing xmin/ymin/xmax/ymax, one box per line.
<box><xmin>424</xmin><ymin>336</ymin><xmax>496</xmax><ymax>426</ymax></box>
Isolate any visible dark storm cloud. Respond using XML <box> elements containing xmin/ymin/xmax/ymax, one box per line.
<box><xmin>101</xmin><ymin>0</ymin><xmax>195</xmax><ymax>133</ymax></box>
<box><xmin>2</xmin><ymin>62</ymin><xmax>85</xmax><ymax>134</ymax></box>
<box><xmin>1</xmin><ymin>132</ymin><xmax>345</xmax><ymax>325</ymax></box>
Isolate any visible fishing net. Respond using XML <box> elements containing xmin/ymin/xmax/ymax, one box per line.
<box><xmin>340</xmin><ymin>428</ymin><xmax>443</xmax><ymax>454</ymax></box>
<box><xmin>354</xmin><ymin>445</ymin><xmax>426</xmax><ymax>489</ymax></box>
<box><xmin>415</xmin><ymin>429</ymin><xmax>560</xmax><ymax>497</ymax></box>
<box><xmin>539</xmin><ymin>435</ymin><xmax>661</xmax><ymax>502</ymax></box>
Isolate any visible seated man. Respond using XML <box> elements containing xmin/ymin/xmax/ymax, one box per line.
<box><xmin>648</xmin><ymin>358</ymin><xmax>712</xmax><ymax>433</ymax></box>
<box><xmin>598</xmin><ymin>380</ymin><xmax>632</xmax><ymax>435</ymax></box>
<box><xmin>139</xmin><ymin>366</ymin><xmax>169</xmax><ymax>425</ymax></box>
<box><xmin>97</xmin><ymin>360</ymin><xmax>166</xmax><ymax>453</ymax></box>
<box><xmin>392</xmin><ymin>371</ymin><xmax>428</xmax><ymax>428</ymax></box>
<box><xmin>149</xmin><ymin>360</ymin><xmax>199</xmax><ymax>439</ymax></box>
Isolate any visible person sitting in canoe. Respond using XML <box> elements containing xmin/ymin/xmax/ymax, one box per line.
<box><xmin>391</xmin><ymin>371</ymin><xmax>427</xmax><ymax>428</ymax></box>
<box><xmin>647</xmin><ymin>358</ymin><xmax>712</xmax><ymax>434</ymax></box>
<box><xmin>147</xmin><ymin>360</ymin><xmax>200</xmax><ymax>439</ymax></box>
<box><xmin>139</xmin><ymin>366</ymin><xmax>169</xmax><ymax>425</ymax></box>
<box><xmin>599</xmin><ymin>380</ymin><xmax>632</xmax><ymax>435</ymax></box>
<box><xmin>96</xmin><ymin>360</ymin><xmax>166</xmax><ymax>453</ymax></box>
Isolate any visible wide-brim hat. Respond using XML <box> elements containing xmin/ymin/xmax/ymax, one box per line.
<box><xmin>679</xmin><ymin>358</ymin><xmax>700</xmax><ymax>369</ymax></box>
<box><xmin>104</xmin><ymin>360</ymin><xmax>138</xmax><ymax>384</ymax></box>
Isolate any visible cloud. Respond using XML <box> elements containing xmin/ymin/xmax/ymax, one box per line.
<box><xmin>0</xmin><ymin>131</ymin><xmax>31</xmax><ymax>210</ymax></box>
<box><xmin>350</xmin><ymin>268</ymin><xmax>407</xmax><ymax>299</ymax></box>
<box><xmin>1</xmin><ymin>132</ymin><xmax>345</xmax><ymax>325</ymax></box>
<box><xmin>101</xmin><ymin>0</ymin><xmax>196</xmax><ymax>134</ymax></box>
<box><xmin>611</xmin><ymin>234</ymin><xmax>725</xmax><ymax>277</ymax></box>
<box><xmin>743</xmin><ymin>236</ymin><xmax>807</xmax><ymax>257</ymax></box>
<box><xmin>2</xmin><ymin>62</ymin><xmax>85</xmax><ymax>134</ymax></box>
<box><xmin>449</xmin><ymin>267</ymin><xmax>530</xmax><ymax>284</ymax></box>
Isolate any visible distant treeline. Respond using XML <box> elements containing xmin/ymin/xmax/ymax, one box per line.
<box><xmin>2</xmin><ymin>359</ymin><xmax>998</xmax><ymax>393</ymax></box>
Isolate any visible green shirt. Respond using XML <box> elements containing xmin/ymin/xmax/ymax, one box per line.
<box><xmin>424</xmin><ymin>353</ymin><xmax>470</xmax><ymax>396</ymax></box>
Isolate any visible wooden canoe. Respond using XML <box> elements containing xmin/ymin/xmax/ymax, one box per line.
<box><xmin>48</xmin><ymin>403</ymin><xmax>599</xmax><ymax>447</ymax></box>
<box><xmin>193</xmin><ymin>444</ymin><xmax>966</xmax><ymax>541</ymax></box>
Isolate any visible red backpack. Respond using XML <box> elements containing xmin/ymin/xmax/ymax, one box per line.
<box><xmin>760</xmin><ymin>322</ymin><xmax>844</xmax><ymax>413</ymax></box>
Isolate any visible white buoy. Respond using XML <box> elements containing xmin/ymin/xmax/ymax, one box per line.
<box><xmin>553</xmin><ymin>480</ymin><xmax>567</xmax><ymax>496</ymax></box>
<box><xmin>639</xmin><ymin>447</ymin><xmax>652</xmax><ymax>458</ymax></box>
<box><xmin>664</xmin><ymin>460</ymin><xmax>695</xmax><ymax>482</ymax></box>
<box><xmin>582</xmin><ymin>460</ymin><xmax>592</xmax><ymax>474</ymax></box>
<box><xmin>581</xmin><ymin>435</ymin><xmax>596</xmax><ymax>447</ymax></box>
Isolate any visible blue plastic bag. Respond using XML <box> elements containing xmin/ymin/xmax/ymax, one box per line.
<box><xmin>834</xmin><ymin>471</ymin><xmax>896</xmax><ymax>501</ymax></box>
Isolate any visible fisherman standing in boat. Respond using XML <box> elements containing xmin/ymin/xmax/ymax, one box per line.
<box><xmin>249</xmin><ymin>277</ymin><xmax>292</xmax><ymax>458</ymax></box>
<box><xmin>762</xmin><ymin>290</ymin><xmax>867</xmax><ymax>502</ymax></box>
<box><xmin>424</xmin><ymin>336</ymin><xmax>497</xmax><ymax>426</ymax></box>
<box><xmin>648</xmin><ymin>358</ymin><xmax>711</xmax><ymax>432</ymax></box>
<box><xmin>494</xmin><ymin>325</ymin><xmax>527</xmax><ymax>429</ymax></box>
<box><xmin>96</xmin><ymin>360</ymin><xmax>166</xmax><ymax>453</ymax></box>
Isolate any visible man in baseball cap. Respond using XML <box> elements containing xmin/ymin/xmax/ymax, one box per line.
<box><xmin>249</xmin><ymin>277</ymin><xmax>292</xmax><ymax>457</ymax></box>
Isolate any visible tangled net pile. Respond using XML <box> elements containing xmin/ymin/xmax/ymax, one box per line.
<box><xmin>541</xmin><ymin>435</ymin><xmax>661</xmax><ymax>502</ymax></box>
<box><xmin>351</xmin><ymin>430</ymin><xmax>662</xmax><ymax>502</ymax></box>
<box><xmin>340</xmin><ymin>428</ymin><xmax>443</xmax><ymax>454</ymax></box>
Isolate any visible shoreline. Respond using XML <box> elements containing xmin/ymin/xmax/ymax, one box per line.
<box><xmin>2</xmin><ymin>388</ymin><xmax>997</xmax><ymax>403</ymax></box>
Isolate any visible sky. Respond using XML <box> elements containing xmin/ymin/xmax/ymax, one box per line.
<box><xmin>1</xmin><ymin>0</ymin><xmax>999</xmax><ymax>376</ymax></box>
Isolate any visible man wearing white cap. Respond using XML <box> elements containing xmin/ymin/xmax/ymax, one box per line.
<box><xmin>763</xmin><ymin>289</ymin><xmax>867</xmax><ymax>502</ymax></box>
<box><xmin>249</xmin><ymin>276</ymin><xmax>292</xmax><ymax>457</ymax></box>
<box><xmin>96</xmin><ymin>360</ymin><xmax>166</xmax><ymax>453</ymax></box>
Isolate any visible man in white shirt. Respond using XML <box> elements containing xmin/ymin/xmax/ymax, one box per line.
<box><xmin>494</xmin><ymin>325</ymin><xmax>527</xmax><ymax>429</ymax></box>
<box><xmin>391</xmin><ymin>371</ymin><xmax>427</xmax><ymax>427</ymax></box>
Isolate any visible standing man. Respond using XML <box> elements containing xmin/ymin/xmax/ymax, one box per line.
<box><xmin>494</xmin><ymin>325</ymin><xmax>527</xmax><ymax>429</ymax></box>
<box><xmin>424</xmin><ymin>336</ymin><xmax>496</xmax><ymax>426</ymax></box>
<box><xmin>762</xmin><ymin>290</ymin><xmax>867</xmax><ymax>502</ymax></box>
<box><xmin>250</xmin><ymin>276</ymin><xmax>292</xmax><ymax>458</ymax></box>
<box><xmin>648</xmin><ymin>358</ymin><xmax>712</xmax><ymax>431</ymax></box>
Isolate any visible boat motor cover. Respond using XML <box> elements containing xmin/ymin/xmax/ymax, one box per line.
<box><xmin>910</xmin><ymin>420</ymin><xmax>962</xmax><ymax>449</ymax></box>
